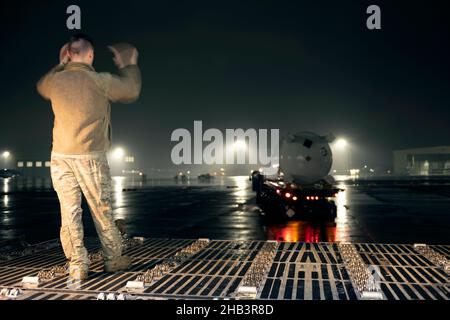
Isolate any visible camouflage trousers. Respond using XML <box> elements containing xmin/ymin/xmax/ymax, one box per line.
<box><xmin>50</xmin><ymin>152</ymin><xmax>123</xmax><ymax>270</ymax></box>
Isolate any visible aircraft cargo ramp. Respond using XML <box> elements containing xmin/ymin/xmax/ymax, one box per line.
<box><xmin>0</xmin><ymin>238</ymin><xmax>448</xmax><ymax>300</ymax></box>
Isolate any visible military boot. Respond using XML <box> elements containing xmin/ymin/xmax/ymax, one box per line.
<box><xmin>69</xmin><ymin>265</ymin><xmax>89</xmax><ymax>281</ymax></box>
<box><xmin>104</xmin><ymin>256</ymin><xmax>132</xmax><ymax>273</ymax></box>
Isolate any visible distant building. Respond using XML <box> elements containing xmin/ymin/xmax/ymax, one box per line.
<box><xmin>393</xmin><ymin>146</ymin><xmax>450</xmax><ymax>176</ymax></box>
<box><xmin>12</xmin><ymin>152</ymin><xmax>146</xmax><ymax>179</ymax></box>
<box><xmin>15</xmin><ymin>158</ymin><xmax>51</xmax><ymax>177</ymax></box>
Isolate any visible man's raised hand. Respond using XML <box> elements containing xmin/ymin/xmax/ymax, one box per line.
<box><xmin>108</xmin><ymin>43</ymin><xmax>139</xmax><ymax>69</ymax></box>
<box><xmin>129</xmin><ymin>47</ymin><xmax>139</xmax><ymax>66</ymax></box>
<box><xmin>59</xmin><ymin>43</ymin><xmax>70</xmax><ymax>65</ymax></box>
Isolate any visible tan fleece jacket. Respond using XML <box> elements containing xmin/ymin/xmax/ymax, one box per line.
<box><xmin>37</xmin><ymin>62</ymin><xmax>141</xmax><ymax>155</ymax></box>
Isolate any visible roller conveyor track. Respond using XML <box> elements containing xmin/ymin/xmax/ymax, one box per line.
<box><xmin>0</xmin><ymin>238</ymin><xmax>448</xmax><ymax>300</ymax></box>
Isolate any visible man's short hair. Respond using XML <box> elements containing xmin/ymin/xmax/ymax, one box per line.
<box><xmin>68</xmin><ymin>33</ymin><xmax>94</xmax><ymax>55</ymax></box>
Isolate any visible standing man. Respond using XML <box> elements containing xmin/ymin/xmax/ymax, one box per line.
<box><xmin>37</xmin><ymin>34</ymin><xmax>141</xmax><ymax>280</ymax></box>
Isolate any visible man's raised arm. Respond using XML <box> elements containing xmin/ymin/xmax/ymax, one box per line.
<box><xmin>36</xmin><ymin>64</ymin><xmax>65</xmax><ymax>100</ymax></box>
<box><xmin>101</xmin><ymin>44</ymin><xmax>142</xmax><ymax>103</ymax></box>
<box><xmin>37</xmin><ymin>43</ymin><xmax>70</xmax><ymax>100</ymax></box>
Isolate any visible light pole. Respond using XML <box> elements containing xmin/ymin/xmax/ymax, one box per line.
<box><xmin>335</xmin><ymin>139</ymin><xmax>347</xmax><ymax>150</ymax></box>
<box><xmin>2</xmin><ymin>151</ymin><xmax>11</xmax><ymax>169</ymax></box>
<box><xmin>108</xmin><ymin>147</ymin><xmax>126</xmax><ymax>177</ymax></box>
<box><xmin>112</xmin><ymin>147</ymin><xmax>125</xmax><ymax>160</ymax></box>
<box><xmin>334</xmin><ymin>139</ymin><xmax>351</xmax><ymax>174</ymax></box>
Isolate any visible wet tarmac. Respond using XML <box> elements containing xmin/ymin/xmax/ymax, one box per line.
<box><xmin>1</xmin><ymin>176</ymin><xmax>449</xmax><ymax>245</ymax></box>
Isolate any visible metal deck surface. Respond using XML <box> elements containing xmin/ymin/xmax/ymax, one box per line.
<box><xmin>0</xmin><ymin>238</ymin><xmax>448</xmax><ymax>300</ymax></box>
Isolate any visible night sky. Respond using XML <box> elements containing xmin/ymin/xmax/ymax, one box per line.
<box><xmin>1</xmin><ymin>0</ymin><xmax>449</xmax><ymax>174</ymax></box>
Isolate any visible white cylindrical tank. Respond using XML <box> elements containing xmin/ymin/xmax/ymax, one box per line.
<box><xmin>280</xmin><ymin>132</ymin><xmax>334</xmax><ymax>184</ymax></box>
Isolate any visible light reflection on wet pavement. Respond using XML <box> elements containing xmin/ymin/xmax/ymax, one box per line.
<box><xmin>1</xmin><ymin>176</ymin><xmax>449</xmax><ymax>244</ymax></box>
